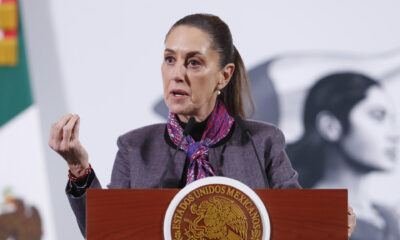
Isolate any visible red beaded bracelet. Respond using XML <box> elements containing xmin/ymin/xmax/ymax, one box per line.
<box><xmin>68</xmin><ymin>164</ymin><xmax>92</xmax><ymax>182</ymax></box>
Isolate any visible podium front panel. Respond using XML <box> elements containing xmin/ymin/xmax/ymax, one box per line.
<box><xmin>87</xmin><ymin>189</ymin><xmax>347</xmax><ymax>239</ymax></box>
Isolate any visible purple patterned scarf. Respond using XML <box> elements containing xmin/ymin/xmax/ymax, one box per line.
<box><xmin>167</xmin><ymin>99</ymin><xmax>235</xmax><ymax>185</ymax></box>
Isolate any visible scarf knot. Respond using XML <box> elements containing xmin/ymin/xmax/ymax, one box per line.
<box><xmin>166</xmin><ymin>99</ymin><xmax>234</xmax><ymax>185</ymax></box>
<box><xmin>187</xmin><ymin>141</ymin><xmax>204</xmax><ymax>159</ymax></box>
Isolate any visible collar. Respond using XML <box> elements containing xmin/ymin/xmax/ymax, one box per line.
<box><xmin>164</xmin><ymin>122</ymin><xmax>236</xmax><ymax>149</ymax></box>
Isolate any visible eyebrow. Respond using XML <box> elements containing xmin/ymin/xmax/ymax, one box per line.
<box><xmin>164</xmin><ymin>48</ymin><xmax>203</xmax><ymax>58</ymax></box>
<box><xmin>164</xmin><ymin>48</ymin><xmax>175</xmax><ymax>53</ymax></box>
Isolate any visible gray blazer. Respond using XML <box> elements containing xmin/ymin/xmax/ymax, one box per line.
<box><xmin>67</xmin><ymin>119</ymin><xmax>301</xmax><ymax>237</ymax></box>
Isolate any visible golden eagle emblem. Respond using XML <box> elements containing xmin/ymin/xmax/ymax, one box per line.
<box><xmin>183</xmin><ymin>196</ymin><xmax>248</xmax><ymax>240</ymax></box>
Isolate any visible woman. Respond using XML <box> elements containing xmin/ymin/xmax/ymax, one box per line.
<box><xmin>48</xmin><ymin>14</ymin><xmax>356</xmax><ymax>238</ymax></box>
<box><xmin>288</xmin><ymin>72</ymin><xmax>398</xmax><ymax>240</ymax></box>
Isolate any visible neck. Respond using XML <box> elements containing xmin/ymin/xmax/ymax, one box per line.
<box><xmin>317</xmin><ymin>145</ymin><xmax>384</xmax><ymax>226</ymax></box>
<box><xmin>318</xmin><ymin>145</ymin><xmax>368</xmax><ymax>203</ymax></box>
<box><xmin>177</xmin><ymin>116</ymin><xmax>209</xmax><ymax>142</ymax></box>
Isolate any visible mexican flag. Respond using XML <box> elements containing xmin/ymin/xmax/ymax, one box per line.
<box><xmin>0</xmin><ymin>1</ymin><xmax>55</xmax><ymax>239</ymax></box>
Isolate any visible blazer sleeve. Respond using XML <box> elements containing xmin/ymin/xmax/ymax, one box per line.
<box><xmin>65</xmin><ymin>136</ymin><xmax>131</xmax><ymax>238</ymax></box>
<box><xmin>66</xmin><ymin>172</ymin><xmax>102</xmax><ymax>238</ymax></box>
<box><xmin>266</xmin><ymin>127</ymin><xmax>302</xmax><ymax>189</ymax></box>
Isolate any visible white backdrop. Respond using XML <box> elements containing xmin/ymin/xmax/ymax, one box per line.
<box><xmin>20</xmin><ymin>0</ymin><xmax>400</xmax><ymax>239</ymax></box>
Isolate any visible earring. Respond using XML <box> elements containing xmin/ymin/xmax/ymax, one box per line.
<box><xmin>217</xmin><ymin>90</ymin><xmax>221</xmax><ymax>95</ymax></box>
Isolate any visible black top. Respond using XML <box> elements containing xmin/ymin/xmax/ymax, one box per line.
<box><xmin>178</xmin><ymin>117</ymin><xmax>208</xmax><ymax>142</ymax></box>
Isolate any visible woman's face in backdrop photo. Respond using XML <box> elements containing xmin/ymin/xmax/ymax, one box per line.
<box><xmin>161</xmin><ymin>25</ymin><xmax>230</xmax><ymax>122</ymax></box>
<box><xmin>340</xmin><ymin>86</ymin><xmax>399</xmax><ymax>171</ymax></box>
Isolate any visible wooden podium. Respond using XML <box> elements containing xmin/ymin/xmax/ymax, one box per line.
<box><xmin>86</xmin><ymin>189</ymin><xmax>347</xmax><ymax>239</ymax></box>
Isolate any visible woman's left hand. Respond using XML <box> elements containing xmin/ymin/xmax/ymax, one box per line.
<box><xmin>348</xmin><ymin>206</ymin><xmax>356</xmax><ymax>238</ymax></box>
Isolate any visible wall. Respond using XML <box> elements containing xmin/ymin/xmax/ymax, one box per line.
<box><xmin>19</xmin><ymin>0</ymin><xmax>400</xmax><ymax>239</ymax></box>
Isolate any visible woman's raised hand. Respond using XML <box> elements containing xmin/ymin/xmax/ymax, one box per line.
<box><xmin>48</xmin><ymin>114</ymin><xmax>89</xmax><ymax>177</ymax></box>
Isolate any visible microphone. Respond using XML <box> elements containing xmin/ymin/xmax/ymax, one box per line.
<box><xmin>235</xmin><ymin>115</ymin><xmax>269</xmax><ymax>188</ymax></box>
<box><xmin>159</xmin><ymin>116</ymin><xmax>195</xmax><ymax>188</ymax></box>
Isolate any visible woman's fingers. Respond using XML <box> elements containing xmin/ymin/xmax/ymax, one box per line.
<box><xmin>347</xmin><ymin>206</ymin><xmax>356</xmax><ymax>238</ymax></box>
<box><xmin>72</xmin><ymin>115</ymin><xmax>80</xmax><ymax>140</ymax></box>
<box><xmin>61</xmin><ymin>115</ymin><xmax>79</xmax><ymax>151</ymax></box>
<box><xmin>49</xmin><ymin>114</ymin><xmax>73</xmax><ymax>149</ymax></box>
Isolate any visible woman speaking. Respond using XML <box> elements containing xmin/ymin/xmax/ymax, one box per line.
<box><xmin>48</xmin><ymin>13</ymin><xmax>356</xmax><ymax>238</ymax></box>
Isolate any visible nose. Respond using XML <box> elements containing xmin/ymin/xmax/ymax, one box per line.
<box><xmin>387</xmin><ymin>123</ymin><xmax>400</xmax><ymax>144</ymax></box>
<box><xmin>172</xmin><ymin>60</ymin><xmax>187</xmax><ymax>83</ymax></box>
<box><xmin>386</xmin><ymin>115</ymin><xmax>400</xmax><ymax>144</ymax></box>
<box><xmin>388</xmin><ymin>131</ymin><xmax>400</xmax><ymax>144</ymax></box>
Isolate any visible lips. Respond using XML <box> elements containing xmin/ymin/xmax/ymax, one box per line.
<box><xmin>170</xmin><ymin>89</ymin><xmax>189</xmax><ymax>97</ymax></box>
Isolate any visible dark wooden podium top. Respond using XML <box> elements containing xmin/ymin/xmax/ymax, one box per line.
<box><xmin>87</xmin><ymin>189</ymin><xmax>347</xmax><ymax>240</ymax></box>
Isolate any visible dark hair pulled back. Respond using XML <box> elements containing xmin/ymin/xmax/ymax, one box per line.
<box><xmin>287</xmin><ymin>72</ymin><xmax>380</xmax><ymax>188</ymax></box>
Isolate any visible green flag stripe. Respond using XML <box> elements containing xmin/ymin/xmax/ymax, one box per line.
<box><xmin>0</xmin><ymin>12</ymin><xmax>33</xmax><ymax>127</ymax></box>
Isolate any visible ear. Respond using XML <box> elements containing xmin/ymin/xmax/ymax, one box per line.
<box><xmin>217</xmin><ymin>63</ymin><xmax>235</xmax><ymax>90</ymax></box>
<box><xmin>316</xmin><ymin>111</ymin><xmax>343</xmax><ymax>142</ymax></box>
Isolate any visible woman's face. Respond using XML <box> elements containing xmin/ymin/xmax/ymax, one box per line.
<box><xmin>340</xmin><ymin>86</ymin><xmax>399</xmax><ymax>171</ymax></box>
<box><xmin>162</xmin><ymin>25</ymin><xmax>228</xmax><ymax>123</ymax></box>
